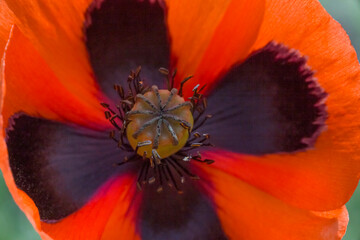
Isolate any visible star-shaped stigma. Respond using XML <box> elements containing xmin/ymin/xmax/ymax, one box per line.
<box><xmin>126</xmin><ymin>86</ymin><xmax>194</xmax><ymax>160</ymax></box>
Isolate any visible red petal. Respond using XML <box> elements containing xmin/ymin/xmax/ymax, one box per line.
<box><xmin>0</xmin><ymin>1</ymin><xmax>13</xmax><ymax>59</ymax></box>
<box><xmin>0</xmin><ymin>169</ymin><xmax>139</xmax><ymax>240</ymax></box>
<box><xmin>196</xmin><ymin>165</ymin><xmax>348</xmax><ymax>240</ymax></box>
<box><xmin>4</xmin><ymin>0</ymin><xmax>102</xmax><ymax>110</ymax></box>
<box><xmin>167</xmin><ymin>0</ymin><xmax>266</xmax><ymax>97</ymax></box>
<box><xmin>201</xmin><ymin>149</ymin><xmax>359</xmax><ymax>211</ymax></box>
<box><xmin>1</xmin><ymin>26</ymin><xmax>108</xmax><ymax>129</ymax></box>
<box><xmin>41</xmin><ymin>175</ymin><xmax>139</xmax><ymax>240</ymax></box>
<box><xmin>251</xmin><ymin>0</ymin><xmax>360</xmax><ymax>171</ymax></box>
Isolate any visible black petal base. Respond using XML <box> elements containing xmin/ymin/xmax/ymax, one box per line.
<box><xmin>201</xmin><ymin>41</ymin><xmax>327</xmax><ymax>154</ymax></box>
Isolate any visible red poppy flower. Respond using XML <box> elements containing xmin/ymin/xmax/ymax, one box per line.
<box><xmin>1</xmin><ymin>0</ymin><xmax>360</xmax><ymax>239</ymax></box>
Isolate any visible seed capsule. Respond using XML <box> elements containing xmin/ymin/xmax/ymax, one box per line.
<box><xmin>126</xmin><ymin>86</ymin><xmax>194</xmax><ymax>159</ymax></box>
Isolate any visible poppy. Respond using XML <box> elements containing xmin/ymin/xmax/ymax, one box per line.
<box><xmin>0</xmin><ymin>0</ymin><xmax>360</xmax><ymax>239</ymax></box>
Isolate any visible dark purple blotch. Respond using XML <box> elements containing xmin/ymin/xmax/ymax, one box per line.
<box><xmin>200</xmin><ymin>42</ymin><xmax>327</xmax><ymax>155</ymax></box>
<box><xmin>6</xmin><ymin>113</ymin><xmax>138</xmax><ymax>221</ymax></box>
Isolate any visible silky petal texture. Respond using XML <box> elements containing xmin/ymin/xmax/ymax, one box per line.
<box><xmin>0</xmin><ymin>127</ymin><xmax>51</xmax><ymax>239</ymax></box>
<box><xmin>185</xmin><ymin>0</ymin><xmax>360</xmax><ymax>211</ymax></box>
<box><xmin>197</xmin><ymin>165</ymin><xmax>348</xmax><ymax>240</ymax></box>
<box><xmin>166</xmin><ymin>0</ymin><xmax>266</xmax><ymax>97</ymax></box>
<box><xmin>1</xmin><ymin>26</ymin><xmax>108</xmax><ymax>129</ymax></box>
<box><xmin>0</xmin><ymin>0</ymin><xmax>13</xmax><ymax>59</ymax></box>
<box><xmin>41</xmin><ymin>175</ymin><xmax>139</xmax><ymax>240</ymax></box>
<box><xmin>86</xmin><ymin>0</ymin><xmax>169</xmax><ymax>101</ymax></box>
<box><xmin>1</xmin><ymin>131</ymin><xmax>138</xmax><ymax>240</ymax></box>
<box><xmin>4</xmin><ymin>0</ymin><xmax>104</xmax><ymax>113</ymax></box>
<box><xmin>0</xmin><ymin>26</ymin><xmax>109</xmax><ymax>239</ymax></box>
<box><xmin>137</xmin><ymin>179</ymin><xmax>226</xmax><ymax>239</ymax></box>
<box><xmin>200</xmin><ymin>42</ymin><xmax>327</xmax><ymax>155</ymax></box>
<box><xmin>252</xmin><ymin>1</ymin><xmax>360</xmax><ymax>159</ymax></box>
<box><xmin>202</xmin><ymin>149</ymin><xmax>358</xmax><ymax>212</ymax></box>
<box><xmin>219</xmin><ymin>0</ymin><xmax>360</xmax><ymax>210</ymax></box>
<box><xmin>6</xmin><ymin>113</ymin><xmax>139</xmax><ymax>221</ymax></box>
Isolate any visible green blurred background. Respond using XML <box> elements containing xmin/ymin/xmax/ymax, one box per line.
<box><xmin>0</xmin><ymin>0</ymin><xmax>360</xmax><ymax>239</ymax></box>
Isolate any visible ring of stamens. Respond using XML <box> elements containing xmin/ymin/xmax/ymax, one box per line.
<box><xmin>101</xmin><ymin>67</ymin><xmax>215</xmax><ymax>193</ymax></box>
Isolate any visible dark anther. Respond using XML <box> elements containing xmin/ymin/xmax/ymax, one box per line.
<box><xmin>166</xmin><ymin>159</ymin><xmax>185</xmax><ymax>184</ymax></box>
<box><xmin>165</xmin><ymin>164</ymin><xmax>182</xmax><ymax>194</ymax></box>
<box><xmin>159</xmin><ymin>67</ymin><xmax>169</xmax><ymax>76</ymax></box>
<box><xmin>178</xmin><ymin>75</ymin><xmax>193</xmax><ymax>97</ymax></box>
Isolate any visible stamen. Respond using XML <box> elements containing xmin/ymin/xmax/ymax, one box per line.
<box><xmin>109</xmin><ymin>130</ymin><xmax>115</xmax><ymax>139</ymax></box>
<box><xmin>110</xmin><ymin>119</ymin><xmax>122</xmax><ymax>131</ymax></box>
<box><xmin>157</xmin><ymin>165</ymin><xmax>164</xmax><ymax>193</ymax></box>
<box><xmin>121</xmin><ymin>99</ymin><xmax>134</xmax><ymax>108</ymax></box>
<box><xmin>136</xmin><ymin>140</ymin><xmax>152</xmax><ymax>153</ymax></box>
<box><xmin>137</xmin><ymin>162</ymin><xmax>147</xmax><ymax>191</ymax></box>
<box><xmin>165</xmin><ymin>164</ymin><xmax>182</xmax><ymax>193</ymax></box>
<box><xmin>100</xmin><ymin>102</ymin><xmax>110</xmax><ymax>108</ymax></box>
<box><xmin>158</xmin><ymin>67</ymin><xmax>169</xmax><ymax>76</ymax></box>
<box><xmin>180</xmin><ymin>122</ymin><xmax>191</xmax><ymax>130</ymax></box>
<box><xmin>171</xmin><ymin>69</ymin><xmax>177</xmax><ymax>90</ymax></box>
<box><xmin>178</xmin><ymin>75</ymin><xmax>193</xmax><ymax>97</ymax></box>
<box><xmin>148</xmin><ymin>176</ymin><xmax>156</xmax><ymax>184</ymax></box>
<box><xmin>191</xmin><ymin>155</ymin><xmax>215</xmax><ymax>165</ymax></box>
<box><xmin>169</xmin><ymin>158</ymin><xmax>200</xmax><ymax>180</ymax></box>
<box><xmin>114</xmin><ymin>84</ymin><xmax>125</xmax><ymax>99</ymax></box>
<box><xmin>192</xmin><ymin>84</ymin><xmax>200</xmax><ymax>92</ymax></box>
<box><xmin>192</xmin><ymin>114</ymin><xmax>213</xmax><ymax>131</ymax></box>
<box><xmin>161</xmin><ymin>164</ymin><xmax>172</xmax><ymax>187</ymax></box>
<box><xmin>149</xmin><ymin>157</ymin><xmax>155</xmax><ymax>168</ymax></box>
<box><xmin>166</xmin><ymin>159</ymin><xmax>185</xmax><ymax>184</ymax></box>
<box><xmin>134</xmin><ymin>66</ymin><xmax>142</xmax><ymax>78</ymax></box>
<box><xmin>152</xmin><ymin>149</ymin><xmax>162</xmax><ymax>165</ymax></box>
<box><xmin>190</xmin><ymin>143</ymin><xmax>203</xmax><ymax>147</ymax></box>
<box><xmin>198</xmin><ymin>84</ymin><xmax>207</xmax><ymax>93</ymax></box>
<box><xmin>202</xmin><ymin>98</ymin><xmax>208</xmax><ymax>109</ymax></box>
<box><xmin>142</xmin><ymin>161</ymin><xmax>150</xmax><ymax>184</ymax></box>
<box><xmin>193</xmin><ymin>132</ymin><xmax>201</xmax><ymax>138</ymax></box>
<box><xmin>105</xmin><ymin>111</ymin><xmax>111</xmax><ymax>119</ymax></box>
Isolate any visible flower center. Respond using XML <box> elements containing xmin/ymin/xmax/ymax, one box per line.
<box><xmin>126</xmin><ymin>86</ymin><xmax>194</xmax><ymax>160</ymax></box>
<box><xmin>101</xmin><ymin>67</ymin><xmax>215</xmax><ymax>193</ymax></box>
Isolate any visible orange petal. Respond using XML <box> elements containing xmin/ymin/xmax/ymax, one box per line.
<box><xmin>201</xmin><ymin>148</ymin><xmax>359</xmax><ymax>212</ymax></box>
<box><xmin>251</xmin><ymin>0</ymin><xmax>360</xmax><ymax>167</ymax></box>
<box><xmin>0</xmin><ymin>133</ymin><xmax>48</xmax><ymax>239</ymax></box>
<box><xmin>231</xmin><ymin>0</ymin><xmax>360</xmax><ymax>210</ymax></box>
<box><xmin>197</xmin><ymin>165</ymin><xmax>348</xmax><ymax>240</ymax></box>
<box><xmin>4</xmin><ymin>0</ymin><xmax>100</xmax><ymax>109</ymax></box>
<box><xmin>0</xmin><ymin>1</ymin><xmax>13</xmax><ymax>58</ymax></box>
<box><xmin>1</xmin><ymin>26</ymin><xmax>108</xmax><ymax>130</ymax></box>
<box><xmin>166</xmin><ymin>0</ymin><xmax>265</xmax><ymax>97</ymax></box>
<box><xmin>0</xmin><ymin>133</ymin><xmax>138</xmax><ymax>240</ymax></box>
<box><xmin>0</xmin><ymin>112</ymin><xmax>135</xmax><ymax>239</ymax></box>
<box><xmin>41</xmin><ymin>175</ymin><xmax>139</xmax><ymax>240</ymax></box>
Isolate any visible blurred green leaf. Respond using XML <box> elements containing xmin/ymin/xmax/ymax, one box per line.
<box><xmin>0</xmin><ymin>172</ymin><xmax>40</xmax><ymax>240</ymax></box>
<box><xmin>319</xmin><ymin>1</ymin><xmax>360</xmax><ymax>239</ymax></box>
